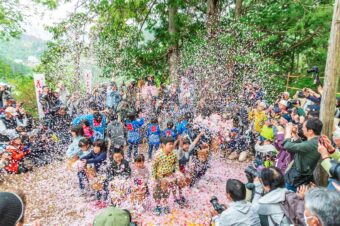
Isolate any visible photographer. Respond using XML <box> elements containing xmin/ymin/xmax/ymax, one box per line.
<box><xmin>39</xmin><ymin>86</ymin><xmax>61</xmax><ymax>116</ymax></box>
<box><xmin>211</xmin><ymin>179</ymin><xmax>260</xmax><ymax>226</ymax></box>
<box><xmin>252</xmin><ymin>167</ymin><xmax>291</xmax><ymax>226</ymax></box>
<box><xmin>284</xmin><ymin>118</ymin><xmax>322</xmax><ymax>191</ymax></box>
<box><xmin>290</xmin><ymin>99</ymin><xmax>306</xmax><ymax>124</ymax></box>
<box><xmin>0</xmin><ymin>83</ymin><xmax>12</xmax><ymax>109</ymax></box>
<box><xmin>303</xmin><ymin>88</ymin><xmax>321</xmax><ymax>107</ymax></box>
<box><xmin>317</xmin><ymin>129</ymin><xmax>340</xmax><ymax>191</ymax></box>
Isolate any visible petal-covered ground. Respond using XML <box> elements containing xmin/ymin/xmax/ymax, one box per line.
<box><xmin>0</xmin><ymin>155</ymin><xmax>249</xmax><ymax>226</ymax></box>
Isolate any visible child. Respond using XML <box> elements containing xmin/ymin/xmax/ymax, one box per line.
<box><xmin>254</xmin><ymin>139</ymin><xmax>277</xmax><ymax>170</ymax></box>
<box><xmin>0</xmin><ymin>148</ymin><xmax>11</xmax><ymax>181</ymax></box>
<box><xmin>106</xmin><ymin>114</ymin><xmax>125</xmax><ymax>149</ymax></box>
<box><xmin>259</xmin><ymin>119</ymin><xmax>274</xmax><ymax>142</ymax></box>
<box><xmin>188</xmin><ymin>144</ymin><xmax>210</xmax><ymax>187</ymax></box>
<box><xmin>5</xmin><ymin>136</ymin><xmax>30</xmax><ymax>174</ymax></box>
<box><xmin>131</xmin><ymin>154</ymin><xmax>149</xmax><ymax>185</ymax></box>
<box><xmin>178</xmin><ymin>131</ymin><xmax>205</xmax><ymax>173</ymax></box>
<box><xmin>248</xmin><ymin>101</ymin><xmax>267</xmax><ymax>134</ymax></box>
<box><xmin>162</xmin><ymin>121</ymin><xmax>177</xmax><ymax>140</ymax></box>
<box><xmin>66</xmin><ymin>125</ymin><xmax>85</xmax><ymax>170</ymax></box>
<box><xmin>146</xmin><ymin>117</ymin><xmax>161</xmax><ymax>160</ymax></box>
<box><xmin>226</xmin><ymin>128</ymin><xmax>246</xmax><ymax>160</ymax></box>
<box><xmin>78</xmin><ymin>139</ymin><xmax>107</xmax><ymax>196</ymax></box>
<box><xmin>72</xmin><ymin>105</ymin><xmax>106</xmax><ymax>141</ymax></box>
<box><xmin>152</xmin><ymin>137</ymin><xmax>184</xmax><ymax>215</ymax></box>
<box><xmin>176</xmin><ymin>115</ymin><xmax>188</xmax><ymax>136</ymax></box>
<box><xmin>125</xmin><ymin>112</ymin><xmax>144</xmax><ymax>159</ymax></box>
<box><xmin>80</xmin><ymin>119</ymin><xmax>94</xmax><ymax>142</ymax></box>
<box><xmin>102</xmin><ymin>148</ymin><xmax>131</xmax><ymax>206</ymax></box>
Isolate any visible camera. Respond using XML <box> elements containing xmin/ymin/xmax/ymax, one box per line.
<box><xmin>307</xmin><ymin>66</ymin><xmax>321</xmax><ymax>86</ymax></box>
<box><xmin>297</xmin><ymin>91</ymin><xmax>305</xmax><ymax>98</ymax></box>
<box><xmin>210</xmin><ymin>196</ymin><xmax>225</xmax><ymax>214</ymax></box>
<box><xmin>289</xmin><ymin>99</ymin><xmax>299</xmax><ymax>106</ymax></box>
<box><xmin>329</xmin><ymin>159</ymin><xmax>340</xmax><ymax>181</ymax></box>
<box><xmin>244</xmin><ymin>165</ymin><xmax>258</xmax><ymax>183</ymax></box>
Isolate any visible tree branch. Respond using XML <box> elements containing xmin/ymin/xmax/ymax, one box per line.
<box><xmin>272</xmin><ymin>26</ymin><xmax>323</xmax><ymax>56</ymax></box>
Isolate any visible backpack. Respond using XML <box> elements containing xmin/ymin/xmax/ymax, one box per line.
<box><xmin>280</xmin><ymin>191</ymin><xmax>306</xmax><ymax>226</ymax></box>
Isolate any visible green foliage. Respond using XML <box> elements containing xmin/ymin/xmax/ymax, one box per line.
<box><xmin>37</xmin><ymin>0</ymin><xmax>334</xmax><ymax>95</ymax></box>
<box><xmin>0</xmin><ymin>0</ymin><xmax>23</xmax><ymax>40</ymax></box>
<box><xmin>0</xmin><ymin>60</ymin><xmax>37</xmax><ymax>117</ymax></box>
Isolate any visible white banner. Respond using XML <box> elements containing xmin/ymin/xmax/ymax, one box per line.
<box><xmin>83</xmin><ymin>69</ymin><xmax>93</xmax><ymax>94</ymax></box>
<box><xmin>33</xmin><ymin>74</ymin><xmax>46</xmax><ymax>119</ymax></box>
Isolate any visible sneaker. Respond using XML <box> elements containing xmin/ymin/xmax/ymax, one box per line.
<box><xmin>153</xmin><ymin>206</ymin><xmax>162</xmax><ymax>216</ymax></box>
<box><xmin>238</xmin><ymin>151</ymin><xmax>248</xmax><ymax>162</ymax></box>
<box><xmin>163</xmin><ymin>206</ymin><xmax>171</xmax><ymax>215</ymax></box>
<box><xmin>228</xmin><ymin>151</ymin><xmax>239</xmax><ymax>160</ymax></box>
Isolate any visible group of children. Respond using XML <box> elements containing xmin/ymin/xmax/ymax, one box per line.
<box><xmin>66</xmin><ymin>110</ymin><xmax>212</xmax><ymax>215</ymax></box>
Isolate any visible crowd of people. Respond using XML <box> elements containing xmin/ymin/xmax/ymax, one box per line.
<box><xmin>0</xmin><ymin>73</ymin><xmax>339</xmax><ymax>226</ymax></box>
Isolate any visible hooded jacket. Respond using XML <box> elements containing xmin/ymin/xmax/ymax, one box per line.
<box><xmin>252</xmin><ymin>183</ymin><xmax>291</xmax><ymax>226</ymax></box>
<box><xmin>215</xmin><ymin>201</ymin><xmax>261</xmax><ymax>226</ymax></box>
<box><xmin>125</xmin><ymin>118</ymin><xmax>144</xmax><ymax>143</ymax></box>
<box><xmin>274</xmin><ymin>133</ymin><xmax>293</xmax><ymax>174</ymax></box>
<box><xmin>146</xmin><ymin>123</ymin><xmax>161</xmax><ymax>144</ymax></box>
<box><xmin>73</xmin><ymin>113</ymin><xmax>107</xmax><ymax>140</ymax></box>
<box><xmin>66</xmin><ymin>136</ymin><xmax>84</xmax><ymax>158</ymax></box>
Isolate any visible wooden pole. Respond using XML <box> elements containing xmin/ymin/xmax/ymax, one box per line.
<box><xmin>315</xmin><ymin>0</ymin><xmax>340</xmax><ymax>187</ymax></box>
<box><xmin>320</xmin><ymin>0</ymin><xmax>340</xmax><ymax>137</ymax></box>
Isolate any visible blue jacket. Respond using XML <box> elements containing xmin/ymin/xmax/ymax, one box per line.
<box><xmin>106</xmin><ymin>90</ymin><xmax>122</xmax><ymax>108</ymax></box>
<box><xmin>162</xmin><ymin>129</ymin><xmax>177</xmax><ymax>140</ymax></box>
<box><xmin>72</xmin><ymin>113</ymin><xmax>106</xmax><ymax>140</ymax></box>
<box><xmin>66</xmin><ymin>136</ymin><xmax>83</xmax><ymax>158</ymax></box>
<box><xmin>176</xmin><ymin>120</ymin><xmax>188</xmax><ymax>135</ymax></box>
<box><xmin>125</xmin><ymin>118</ymin><xmax>144</xmax><ymax>143</ymax></box>
<box><xmin>146</xmin><ymin>124</ymin><xmax>161</xmax><ymax>144</ymax></box>
<box><xmin>80</xmin><ymin>150</ymin><xmax>107</xmax><ymax>172</ymax></box>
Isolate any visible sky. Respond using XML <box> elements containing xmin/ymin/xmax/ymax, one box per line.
<box><xmin>20</xmin><ymin>0</ymin><xmax>78</xmax><ymax>40</ymax></box>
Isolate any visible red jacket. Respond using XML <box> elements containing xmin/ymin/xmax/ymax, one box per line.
<box><xmin>5</xmin><ymin>144</ymin><xmax>28</xmax><ymax>173</ymax></box>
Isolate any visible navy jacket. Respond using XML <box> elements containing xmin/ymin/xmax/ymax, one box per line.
<box><xmin>80</xmin><ymin>150</ymin><xmax>107</xmax><ymax>171</ymax></box>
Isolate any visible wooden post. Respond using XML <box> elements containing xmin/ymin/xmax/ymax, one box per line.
<box><xmin>285</xmin><ymin>73</ymin><xmax>291</xmax><ymax>91</ymax></box>
<box><xmin>168</xmin><ymin>0</ymin><xmax>179</xmax><ymax>84</ymax></box>
<box><xmin>316</xmin><ymin>0</ymin><xmax>340</xmax><ymax>187</ymax></box>
<box><xmin>320</xmin><ymin>0</ymin><xmax>340</xmax><ymax>137</ymax></box>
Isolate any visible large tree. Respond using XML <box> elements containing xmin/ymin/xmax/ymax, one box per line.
<box><xmin>0</xmin><ymin>0</ymin><xmax>23</xmax><ymax>39</ymax></box>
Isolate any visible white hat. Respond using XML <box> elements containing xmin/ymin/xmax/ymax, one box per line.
<box><xmin>5</xmin><ymin>107</ymin><xmax>18</xmax><ymax>116</ymax></box>
<box><xmin>259</xmin><ymin>102</ymin><xmax>267</xmax><ymax>108</ymax></box>
<box><xmin>279</xmin><ymin>100</ymin><xmax>288</xmax><ymax>107</ymax></box>
<box><xmin>283</xmin><ymin>91</ymin><xmax>290</xmax><ymax>97</ymax></box>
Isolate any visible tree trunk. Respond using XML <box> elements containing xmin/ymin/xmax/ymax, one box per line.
<box><xmin>207</xmin><ymin>0</ymin><xmax>219</xmax><ymax>38</ymax></box>
<box><xmin>168</xmin><ymin>0</ymin><xmax>179</xmax><ymax>84</ymax></box>
<box><xmin>235</xmin><ymin>0</ymin><xmax>243</xmax><ymax>18</ymax></box>
<box><xmin>317</xmin><ymin>0</ymin><xmax>340</xmax><ymax>186</ymax></box>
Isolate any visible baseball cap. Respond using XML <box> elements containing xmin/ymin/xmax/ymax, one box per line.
<box><xmin>0</xmin><ymin>192</ymin><xmax>24</xmax><ymax>226</ymax></box>
<box><xmin>93</xmin><ymin>207</ymin><xmax>131</xmax><ymax>226</ymax></box>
